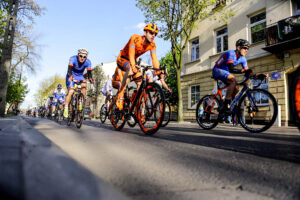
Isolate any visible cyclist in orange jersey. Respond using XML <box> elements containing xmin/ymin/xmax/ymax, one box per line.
<box><xmin>115</xmin><ymin>23</ymin><xmax>161</xmax><ymax>110</ymax></box>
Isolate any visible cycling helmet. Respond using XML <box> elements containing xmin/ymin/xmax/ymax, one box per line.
<box><xmin>144</xmin><ymin>23</ymin><xmax>159</xmax><ymax>34</ymax></box>
<box><xmin>78</xmin><ymin>48</ymin><xmax>89</xmax><ymax>55</ymax></box>
<box><xmin>57</xmin><ymin>84</ymin><xmax>62</xmax><ymax>89</ymax></box>
<box><xmin>235</xmin><ymin>39</ymin><xmax>250</xmax><ymax>48</ymax></box>
<box><xmin>49</xmin><ymin>95</ymin><xmax>54</xmax><ymax>99</ymax></box>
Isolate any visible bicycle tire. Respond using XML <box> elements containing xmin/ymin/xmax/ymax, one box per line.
<box><xmin>99</xmin><ymin>104</ymin><xmax>107</xmax><ymax>123</ymax></box>
<box><xmin>67</xmin><ymin>102</ymin><xmax>73</xmax><ymax>126</ymax></box>
<box><xmin>161</xmin><ymin>101</ymin><xmax>171</xmax><ymax>127</ymax></box>
<box><xmin>196</xmin><ymin>95</ymin><xmax>220</xmax><ymax>130</ymax></box>
<box><xmin>137</xmin><ymin>82</ymin><xmax>165</xmax><ymax>135</ymax></box>
<box><xmin>75</xmin><ymin>93</ymin><xmax>85</xmax><ymax>129</ymax></box>
<box><xmin>237</xmin><ymin>89</ymin><xmax>278</xmax><ymax>133</ymax></box>
<box><xmin>110</xmin><ymin>97</ymin><xmax>126</xmax><ymax>131</ymax></box>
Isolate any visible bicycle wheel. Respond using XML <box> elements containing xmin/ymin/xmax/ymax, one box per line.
<box><xmin>126</xmin><ymin>87</ymin><xmax>137</xmax><ymax>127</ymax></box>
<box><xmin>196</xmin><ymin>95</ymin><xmax>220</xmax><ymax>130</ymax></box>
<box><xmin>137</xmin><ymin>82</ymin><xmax>165</xmax><ymax>135</ymax></box>
<box><xmin>237</xmin><ymin>89</ymin><xmax>278</xmax><ymax>133</ymax></box>
<box><xmin>110</xmin><ymin>97</ymin><xmax>126</xmax><ymax>131</ymax></box>
<box><xmin>99</xmin><ymin>104</ymin><xmax>107</xmax><ymax>123</ymax></box>
<box><xmin>67</xmin><ymin>102</ymin><xmax>73</xmax><ymax>126</ymax></box>
<box><xmin>75</xmin><ymin>93</ymin><xmax>85</xmax><ymax>129</ymax></box>
<box><xmin>161</xmin><ymin>101</ymin><xmax>171</xmax><ymax>127</ymax></box>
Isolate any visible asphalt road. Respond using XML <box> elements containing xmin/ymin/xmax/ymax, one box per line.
<box><xmin>24</xmin><ymin>116</ymin><xmax>300</xmax><ymax>200</ymax></box>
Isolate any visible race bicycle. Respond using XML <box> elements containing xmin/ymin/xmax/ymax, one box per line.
<box><xmin>54</xmin><ymin>99</ymin><xmax>64</xmax><ymax>122</ymax></box>
<box><xmin>67</xmin><ymin>80</ymin><xmax>85</xmax><ymax>128</ymax></box>
<box><xmin>110</xmin><ymin>63</ymin><xmax>165</xmax><ymax>135</ymax></box>
<box><xmin>99</xmin><ymin>95</ymin><xmax>113</xmax><ymax>123</ymax></box>
<box><xmin>196</xmin><ymin>73</ymin><xmax>278</xmax><ymax>133</ymax></box>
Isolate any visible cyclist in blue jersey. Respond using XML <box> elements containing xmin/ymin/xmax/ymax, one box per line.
<box><xmin>212</xmin><ymin>39</ymin><xmax>254</xmax><ymax>114</ymax></box>
<box><xmin>64</xmin><ymin>48</ymin><xmax>94</xmax><ymax>118</ymax></box>
<box><xmin>51</xmin><ymin>84</ymin><xmax>66</xmax><ymax>117</ymax></box>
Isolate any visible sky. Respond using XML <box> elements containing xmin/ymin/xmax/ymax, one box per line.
<box><xmin>21</xmin><ymin>0</ymin><xmax>171</xmax><ymax>108</ymax></box>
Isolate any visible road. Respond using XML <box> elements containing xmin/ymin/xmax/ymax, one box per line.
<box><xmin>23</xmin><ymin>116</ymin><xmax>300</xmax><ymax>200</ymax></box>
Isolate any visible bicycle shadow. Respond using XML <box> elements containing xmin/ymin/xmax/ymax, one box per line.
<box><xmin>155</xmin><ymin>126</ymin><xmax>300</xmax><ymax>163</ymax></box>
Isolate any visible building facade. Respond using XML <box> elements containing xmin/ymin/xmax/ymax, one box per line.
<box><xmin>181</xmin><ymin>0</ymin><xmax>300</xmax><ymax>126</ymax></box>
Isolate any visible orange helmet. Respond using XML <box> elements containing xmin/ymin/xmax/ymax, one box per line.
<box><xmin>144</xmin><ymin>23</ymin><xmax>159</xmax><ymax>34</ymax></box>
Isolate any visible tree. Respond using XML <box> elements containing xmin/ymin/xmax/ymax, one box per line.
<box><xmin>136</xmin><ymin>0</ymin><xmax>233</xmax><ymax>121</ymax></box>
<box><xmin>6</xmin><ymin>71</ymin><xmax>29</xmax><ymax>111</ymax></box>
<box><xmin>0</xmin><ymin>0</ymin><xmax>44</xmax><ymax>116</ymax></box>
<box><xmin>34</xmin><ymin>74</ymin><xmax>66</xmax><ymax>106</ymax></box>
<box><xmin>160</xmin><ymin>51</ymin><xmax>178</xmax><ymax>107</ymax></box>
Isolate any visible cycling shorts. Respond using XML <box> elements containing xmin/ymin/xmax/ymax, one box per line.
<box><xmin>116</xmin><ymin>54</ymin><xmax>142</xmax><ymax>80</ymax></box>
<box><xmin>66</xmin><ymin>74</ymin><xmax>86</xmax><ymax>88</ymax></box>
<box><xmin>53</xmin><ymin>98</ymin><xmax>64</xmax><ymax>106</ymax></box>
<box><xmin>212</xmin><ymin>67</ymin><xmax>230</xmax><ymax>82</ymax></box>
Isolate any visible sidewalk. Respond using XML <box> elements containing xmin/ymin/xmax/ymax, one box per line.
<box><xmin>0</xmin><ymin>116</ymin><xmax>128</xmax><ymax>200</ymax></box>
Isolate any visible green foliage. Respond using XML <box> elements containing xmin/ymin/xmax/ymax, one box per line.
<box><xmin>160</xmin><ymin>51</ymin><xmax>178</xmax><ymax>106</ymax></box>
<box><xmin>6</xmin><ymin>71</ymin><xmax>29</xmax><ymax>104</ymax></box>
<box><xmin>34</xmin><ymin>74</ymin><xmax>66</xmax><ymax>106</ymax></box>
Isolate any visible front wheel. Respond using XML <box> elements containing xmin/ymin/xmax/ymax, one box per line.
<box><xmin>196</xmin><ymin>95</ymin><xmax>220</xmax><ymax>130</ymax></box>
<box><xmin>237</xmin><ymin>89</ymin><xmax>278</xmax><ymax>133</ymax></box>
<box><xmin>75</xmin><ymin>93</ymin><xmax>85</xmax><ymax>129</ymax></box>
<box><xmin>137</xmin><ymin>82</ymin><xmax>165</xmax><ymax>135</ymax></box>
<box><xmin>99</xmin><ymin>104</ymin><xmax>107</xmax><ymax>123</ymax></box>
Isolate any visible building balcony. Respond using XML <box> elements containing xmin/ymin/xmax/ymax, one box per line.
<box><xmin>263</xmin><ymin>14</ymin><xmax>300</xmax><ymax>54</ymax></box>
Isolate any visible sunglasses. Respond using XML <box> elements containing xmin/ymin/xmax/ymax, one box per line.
<box><xmin>242</xmin><ymin>47</ymin><xmax>249</xmax><ymax>50</ymax></box>
<box><xmin>148</xmin><ymin>31</ymin><xmax>157</xmax><ymax>36</ymax></box>
<box><xmin>79</xmin><ymin>55</ymin><xmax>87</xmax><ymax>59</ymax></box>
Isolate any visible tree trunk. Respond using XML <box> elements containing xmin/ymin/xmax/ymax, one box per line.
<box><xmin>176</xmin><ymin>68</ymin><xmax>184</xmax><ymax>122</ymax></box>
<box><xmin>0</xmin><ymin>0</ymin><xmax>19</xmax><ymax>117</ymax></box>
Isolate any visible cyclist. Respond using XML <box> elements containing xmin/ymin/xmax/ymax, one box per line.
<box><xmin>63</xmin><ymin>48</ymin><xmax>94</xmax><ymax>118</ymax></box>
<box><xmin>212</xmin><ymin>39</ymin><xmax>254</xmax><ymax>114</ymax></box>
<box><xmin>52</xmin><ymin>84</ymin><xmax>66</xmax><ymax>117</ymax></box>
<box><xmin>145</xmin><ymin>65</ymin><xmax>172</xmax><ymax>93</ymax></box>
<box><xmin>45</xmin><ymin>95</ymin><xmax>55</xmax><ymax>116</ymax></box>
<box><xmin>102</xmin><ymin>77</ymin><xmax>113</xmax><ymax>110</ymax></box>
<box><xmin>115</xmin><ymin>23</ymin><xmax>161</xmax><ymax>111</ymax></box>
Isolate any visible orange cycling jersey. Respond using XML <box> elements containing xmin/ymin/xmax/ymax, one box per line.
<box><xmin>118</xmin><ymin>34</ymin><xmax>160</xmax><ymax>73</ymax></box>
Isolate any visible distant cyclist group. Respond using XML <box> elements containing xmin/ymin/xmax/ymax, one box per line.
<box><xmin>29</xmin><ymin>23</ymin><xmax>299</xmax><ymax>133</ymax></box>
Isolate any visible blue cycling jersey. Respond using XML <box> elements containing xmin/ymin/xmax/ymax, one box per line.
<box><xmin>214</xmin><ymin>50</ymin><xmax>248</xmax><ymax>71</ymax></box>
<box><xmin>68</xmin><ymin>55</ymin><xmax>92</xmax><ymax>76</ymax></box>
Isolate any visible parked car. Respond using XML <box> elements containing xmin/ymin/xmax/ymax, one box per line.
<box><xmin>84</xmin><ymin>107</ymin><xmax>92</xmax><ymax>120</ymax></box>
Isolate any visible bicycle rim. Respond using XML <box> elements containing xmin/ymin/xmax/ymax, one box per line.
<box><xmin>75</xmin><ymin>93</ymin><xmax>85</xmax><ymax>129</ymax></box>
<box><xmin>237</xmin><ymin>89</ymin><xmax>278</xmax><ymax>133</ymax></box>
<box><xmin>161</xmin><ymin>101</ymin><xmax>171</xmax><ymax>127</ymax></box>
<box><xmin>100</xmin><ymin>104</ymin><xmax>107</xmax><ymax>123</ymax></box>
<box><xmin>110</xmin><ymin>101</ymin><xmax>126</xmax><ymax>131</ymax></box>
<box><xmin>196</xmin><ymin>95</ymin><xmax>220</xmax><ymax>130</ymax></box>
<box><xmin>137</xmin><ymin>82</ymin><xmax>165</xmax><ymax>135</ymax></box>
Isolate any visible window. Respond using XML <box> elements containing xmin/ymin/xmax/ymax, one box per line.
<box><xmin>293</xmin><ymin>0</ymin><xmax>300</xmax><ymax>14</ymax></box>
<box><xmin>249</xmin><ymin>11</ymin><xmax>266</xmax><ymax>44</ymax></box>
<box><xmin>251</xmin><ymin>78</ymin><xmax>269</xmax><ymax>106</ymax></box>
<box><xmin>216</xmin><ymin>27</ymin><xmax>228</xmax><ymax>53</ymax></box>
<box><xmin>190</xmin><ymin>85</ymin><xmax>200</xmax><ymax>108</ymax></box>
<box><xmin>191</xmin><ymin>38</ymin><xmax>199</xmax><ymax>62</ymax></box>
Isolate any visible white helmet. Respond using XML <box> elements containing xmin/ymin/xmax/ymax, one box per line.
<box><xmin>78</xmin><ymin>48</ymin><xmax>89</xmax><ymax>55</ymax></box>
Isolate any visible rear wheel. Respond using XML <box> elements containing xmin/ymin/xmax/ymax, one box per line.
<box><xmin>137</xmin><ymin>82</ymin><xmax>165</xmax><ymax>135</ymax></box>
<box><xmin>100</xmin><ymin>104</ymin><xmax>107</xmax><ymax>123</ymax></box>
<box><xmin>110</xmin><ymin>97</ymin><xmax>126</xmax><ymax>131</ymax></box>
<box><xmin>237</xmin><ymin>89</ymin><xmax>278</xmax><ymax>133</ymax></box>
<box><xmin>161</xmin><ymin>101</ymin><xmax>171</xmax><ymax>127</ymax></box>
<box><xmin>196</xmin><ymin>95</ymin><xmax>220</xmax><ymax>130</ymax></box>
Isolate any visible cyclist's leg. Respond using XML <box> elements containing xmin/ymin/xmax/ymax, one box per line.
<box><xmin>52</xmin><ymin>99</ymin><xmax>57</xmax><ymax>116</ymax></box>
<box><xmin>64</xmin><ymin>76</ymin><xmax>75</xmax><ymax>118</ymax></box>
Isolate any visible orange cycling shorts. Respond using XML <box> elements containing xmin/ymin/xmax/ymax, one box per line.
<box><xmin>116</xmin><ymin>54</ymin><xmax>142</xmax><ymax>80</ymax></box>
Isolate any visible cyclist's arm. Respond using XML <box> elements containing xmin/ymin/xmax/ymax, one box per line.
<box><xmin>68</xmin><ymin>56</ymin><xmax>75</xmax><ymax>76</ymax></box>
<box><xmin>228</xmin><ymin>62</ymin><xmax>243</xmax><ymax>74</ymax></box>
<box><xmin>160</xmin><ymin>74</ymin><xmax>171</xmax><ymax>92</ymax></box>
<box><xmin>150</xmin><ymin>43</ymin><xmax>161</xmax><ymax>75</ymax></box>
<box><xmin>128</xmin><ymin>35</ymin><xmax>137</xmax><ymax>72</ymax></box>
